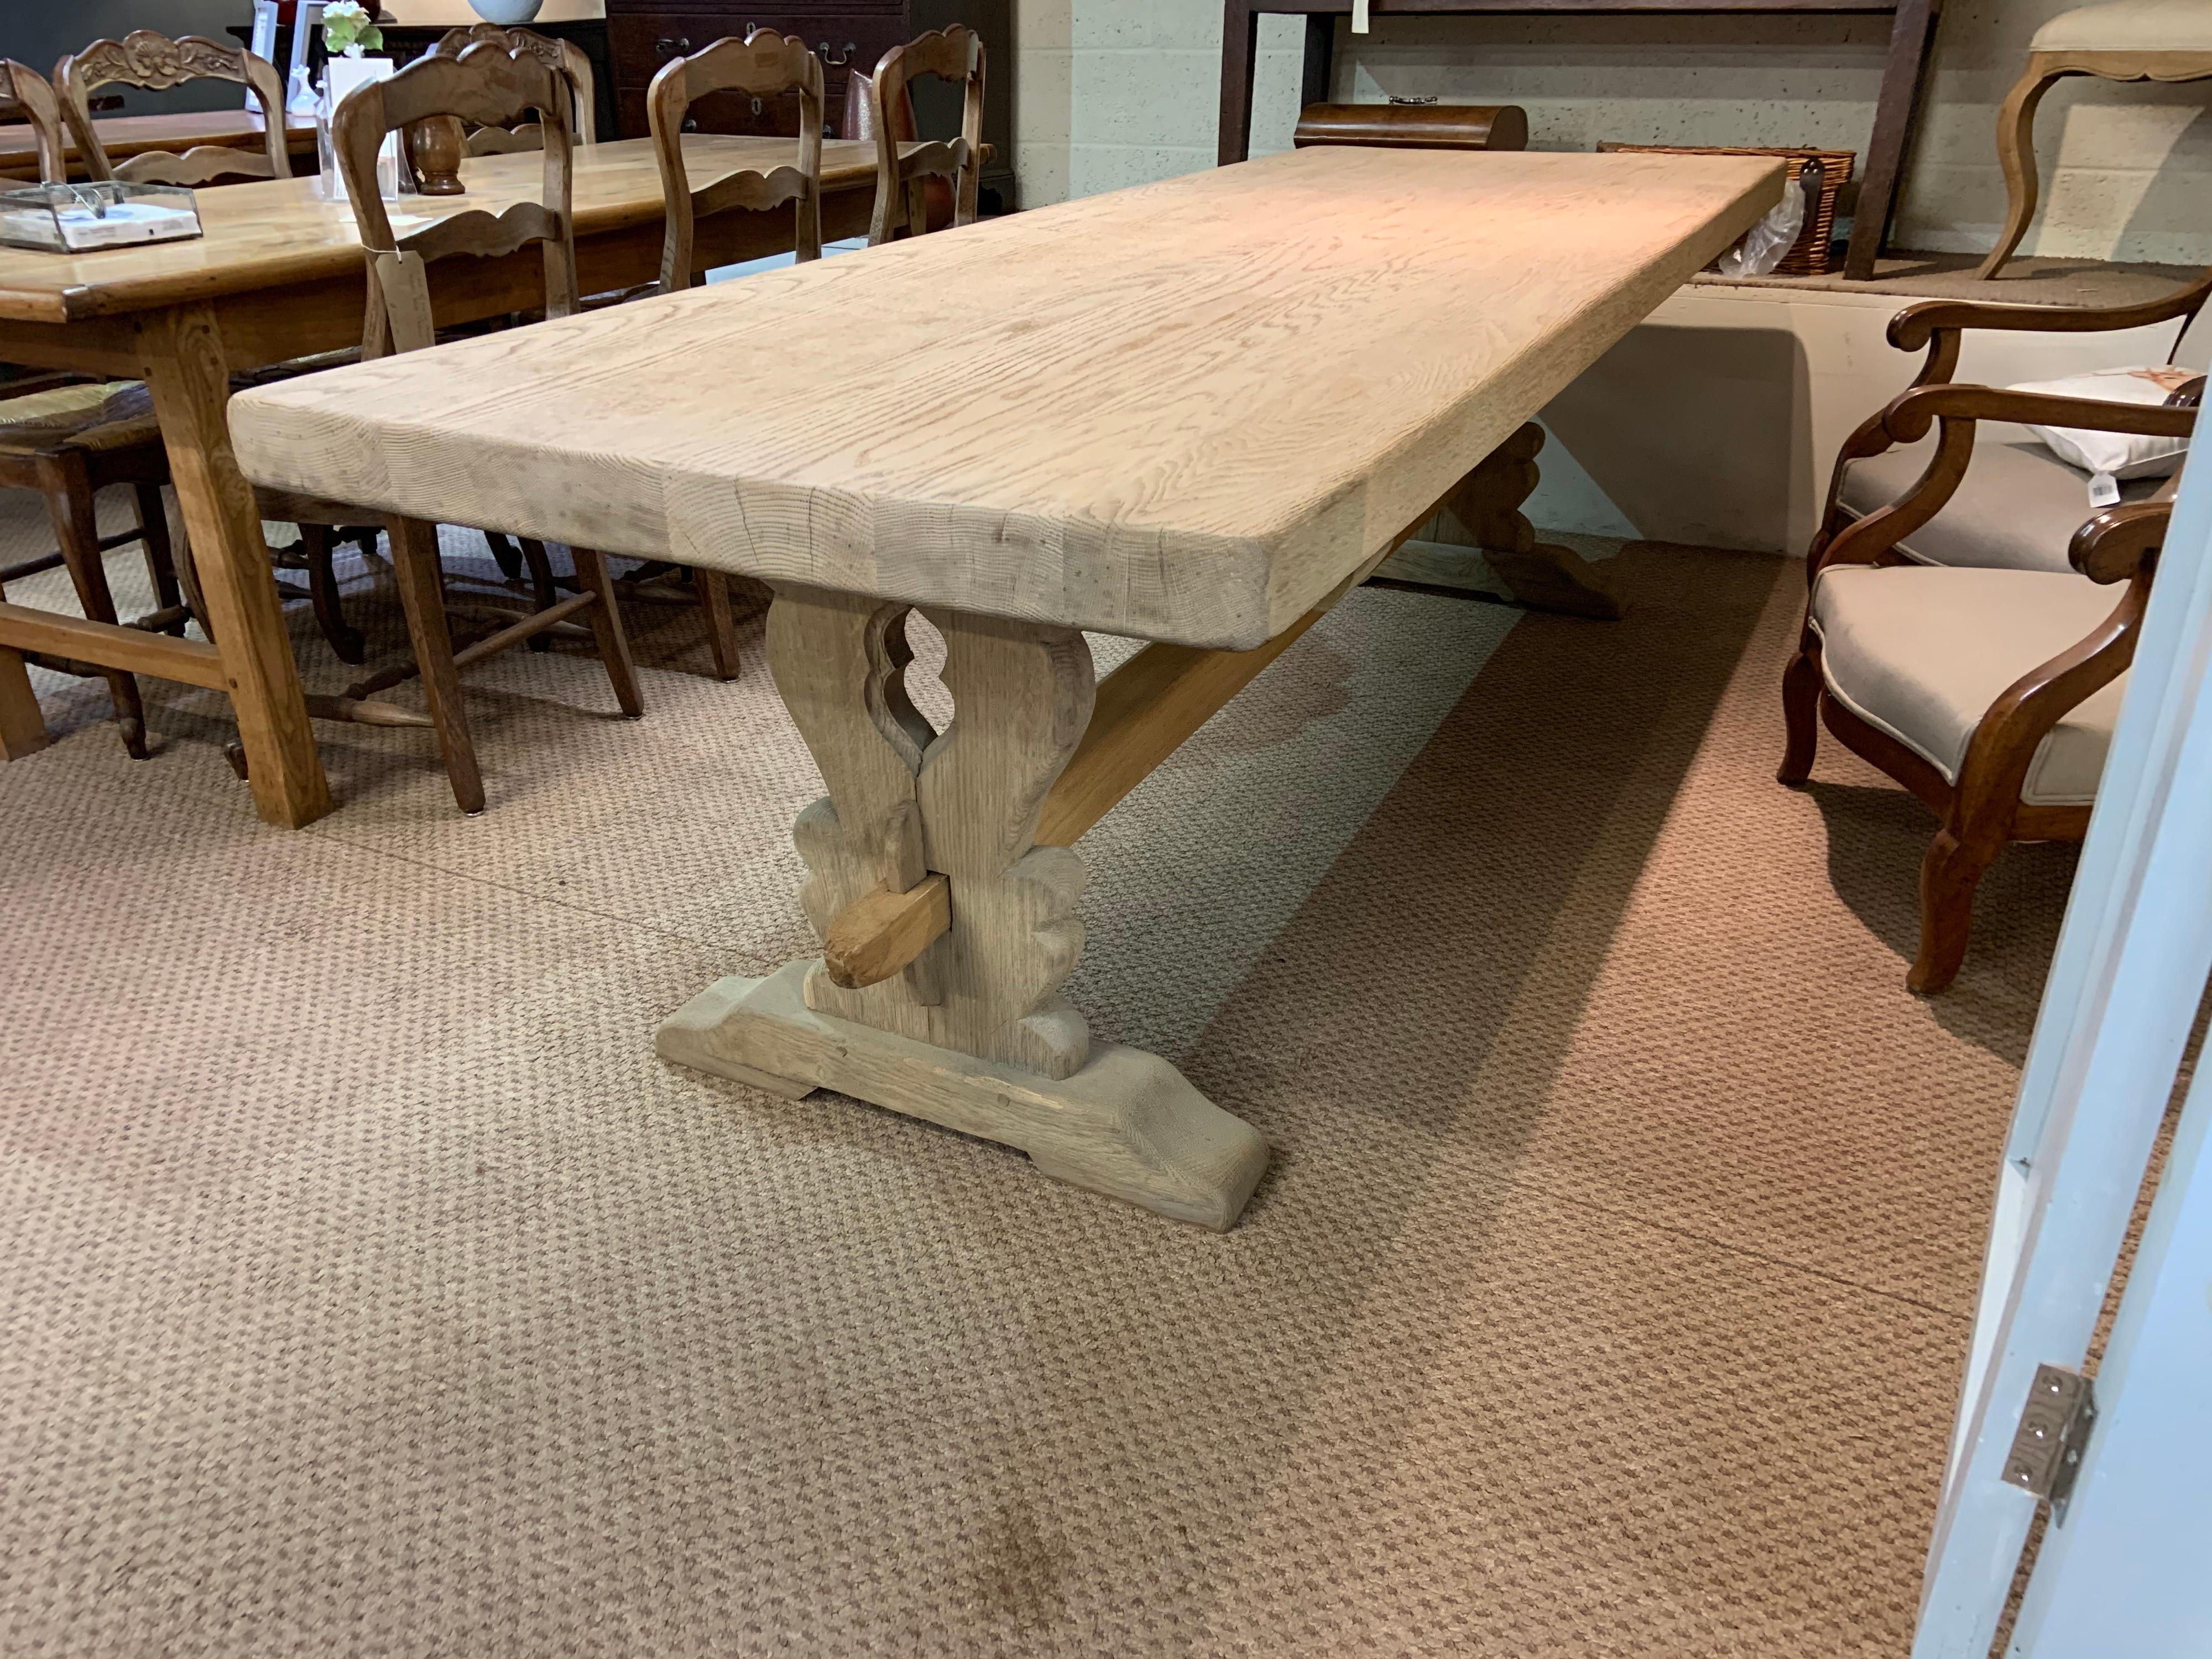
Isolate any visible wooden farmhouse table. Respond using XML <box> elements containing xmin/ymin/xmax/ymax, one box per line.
<box><xmin>229</xmin><ymin>146</ymin><xmax>1781</xmax><ymax>1225</ymax></box>
<box><xmin>0</xmin><ymin>109</ymin><xmax>322</xmax><ymax>182</ymax></box>
<box><xmin>0</xmin><ymin>134</ymin><xmax>900</xmax><ymax>826</ymax></box>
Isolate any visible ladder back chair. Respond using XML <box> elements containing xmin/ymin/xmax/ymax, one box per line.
<box><xmin>274</xmin><ymin>39</ymin><xmax>641</xmax><ymax>815</ymax></box>
<box><xmin>406</xmin><ymin>23</ymin><xmax>598</xmax><ymax>195</ymax></box>
<box><xmin>839</xmin><ymin>64</ymin><xmax>952</xmax><ymax>237</ymax></box>
<box><xmin>865</xmin><ymin>26</ymin><xmax>983</xmax><ymax>246</ymax></box>
<box><xmin>55</xmin><ymin>32</ymin><xmax>291</xmax><ymax>186</ymax></box>
<box><xmin>649</xmin><ymin>30</ymin><xmax>824</xmax><ymax>291</ymax></box>
<box><xmin>0</xmin><ymin>59</ymin><xmax>187</xmax><ymax>761</ymax></box>
<box><xmin>627</xmin><ymin>30</ymin><xmax>827</xmax><ymax>682</ymax></box>
<box><xmin>0</xmin><ymin>59</ymin><xmax>68</xmax><ymax>182</ymax></box>
<box><xmin>406</xmin><ymin>30</ymin><xmax>747</xmax><ymax>681</ymax></box>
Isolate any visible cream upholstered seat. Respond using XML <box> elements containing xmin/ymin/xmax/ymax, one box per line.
<box><xmin>2033</xmin><ymin>0</ymin><xmax>2212</xmax><ymax>52</ymax></box>
<box><xmin>1811</xmin><ymin>565</ymin><xmax>2125</xmax><ymax>806</ymax></box>
<box><xmin>1835</xmin><ymin>438</ymin><xmax>2166</xmax><ymax>574</ymax></box>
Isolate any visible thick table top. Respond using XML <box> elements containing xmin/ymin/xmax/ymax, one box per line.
<box><xmin>232</xmin><ymin>147</ymin><xmax>1780</xmax><ymax>648</ymax></box>
<box><xmin>0</xmin><ymin>135</ymin><xmax>884</xmax><ymax>325</ymax></box>
<box><xmin>0</xmin><ymin>109</ymin><xmax>321</xmax><ymax>179</ymax></box>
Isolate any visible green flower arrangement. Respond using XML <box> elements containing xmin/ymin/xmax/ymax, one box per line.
<box><xmin>321</xmin><ymin>2</ymin><xmax>384</xmax><ymax>58</ymax></box>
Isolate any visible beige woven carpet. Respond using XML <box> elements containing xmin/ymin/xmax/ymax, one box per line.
<box><xmin>0</xmin><ymin>492</ymin><xmax>2076</xmax><ymax>1656</ymax></box>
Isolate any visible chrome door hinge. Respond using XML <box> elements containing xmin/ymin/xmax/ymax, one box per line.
<box><xmin>2002</xmin><ymin>1364</ymin><xmax>2096</xmax><ymax>1520</ymax></box>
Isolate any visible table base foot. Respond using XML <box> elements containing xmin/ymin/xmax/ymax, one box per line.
<box><xmin>657</xmin><ymin>961</ymin><xmax>1269</xmax><ymax>1230</ymax></box>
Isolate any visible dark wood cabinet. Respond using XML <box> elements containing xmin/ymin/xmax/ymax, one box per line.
<box><xmin>605</xmin><ymin>1</ymin><xmax>1011</xmax><ymax>205</ymax></box>
<box><xmin>606</xmin><ymin>3</ymin><xmax>910</xmax><ymax>143</ymax></box>
<box><xmin>379</xmin><ymin>22</ymin><xmax>622</xmax><ymax>142</ymax></box>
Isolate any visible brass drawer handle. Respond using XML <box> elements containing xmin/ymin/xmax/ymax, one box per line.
<box><xmin>653</xmin><ymin>35</ymin><xmax>691</xmax><ymax>58</ymax></box>
<box><xmin>820</xmin><ymin>40</ymin><xmax>858</xmax><ymax>67</ymax></box>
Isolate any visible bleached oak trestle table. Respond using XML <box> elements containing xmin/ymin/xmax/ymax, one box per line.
<box><xmin>229</xmin><ymin>145</ymin><xmax>1781</xmax><ymax>1227</ymax></box>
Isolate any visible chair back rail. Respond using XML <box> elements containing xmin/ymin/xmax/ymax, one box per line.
<box><xmin>431</xmin><ymin>23</ymin><xmax>597</xmax><ymax>144</ymax></box>
<box><xmin>648</xmin><ymin>30</ymin><xmax>824</xmax><ymax>291</ymax></box>
<box><xmin>866</xmin><ymin>27</ymin><xmax>982</xmax><ymax>246</ymax></box>
<box><xmin>406</xmin><ymin>26</ymin><xmax>596</xmax><ymax>195</ymax></box>
<box><xmin>0</xmin><ymin>60</ymin><xmax>68</xmax><ymax>184</ymax></box>
<box><xmin>334</xmin><ymin>42</ymin><xmax>577</xmax><ymax>358</ymax></box>
<box><xmin>55</xmin><ymin>32</ymin><xmax>289</xmax><ymax>185</ymax></box>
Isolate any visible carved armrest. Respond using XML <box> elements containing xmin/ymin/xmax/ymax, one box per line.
<box><xmin>1957</xmin><ymin>500</ymin><xmax>2169</xmax><ymax>815</ymax></box>
<box><xmin>2070</xmin><ymin>500</ymin><xmax>2170</xmax><ymax>585</ymax></box>
<box><xmin>1814</xmin><ymin>388</ymin><xmax>2195</xmax><ymax>579</ymax></box>
<box><xmin>1880</xmin><ymin>383</ymin><xmax>2200</xmax><ymax>447</ymax></box>
<box><xmin>1815</xmin><ymin>273</ymin><xmax>2209</xmax><ymax>537</ymax></box>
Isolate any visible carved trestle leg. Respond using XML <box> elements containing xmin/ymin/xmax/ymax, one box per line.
<box><xmin>1371</xmin><ymin>421</ymin><xmax>1624</xmax><ymax>619</ymax></box>
<box><xmin>656</xmin><ymin>583</ymin><xmax>1270</xmax><ymax>1230</ymax></box>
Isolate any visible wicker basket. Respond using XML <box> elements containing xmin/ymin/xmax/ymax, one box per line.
<box><xmin>1597</xmin><ymin>143</ymin><xmax>1855</xmax><ymax>278</ymax></box>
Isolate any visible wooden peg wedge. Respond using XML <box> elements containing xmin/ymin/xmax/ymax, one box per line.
<box><xmin>823</xmin><ymin>872</ymin><xmax>952</xmax><ymax>990</ymax></box>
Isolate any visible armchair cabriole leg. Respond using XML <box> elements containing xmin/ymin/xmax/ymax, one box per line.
<box><xmin>1911</xmin><ymin>825</ymin><xmax>2000</xmax><ymax>995</ymax></box>
<box><xmin>1777</xmin><ymin>639</ymin><xmax>1822</xmax><ymax>786</ymax></box>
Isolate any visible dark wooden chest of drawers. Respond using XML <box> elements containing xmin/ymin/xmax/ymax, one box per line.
<box><xmin>605</xmin><ymin>2</ymin><xmax>912</xmax><ymax>142</ymax></box>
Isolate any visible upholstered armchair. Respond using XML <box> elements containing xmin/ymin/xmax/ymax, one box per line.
<box><xmin>1820</xmin><ymin>273</ymin><xmax>2206</xmax><ymax>575</ymax></box>
<box><xmin>1781</xmin><ymin>362</ymin><xmax>2198</xmax><ymax>992</ymax></box>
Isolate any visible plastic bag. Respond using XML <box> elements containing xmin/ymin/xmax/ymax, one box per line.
<box><xmin>1716</xmin><ymin>163</ymin><xmax>1813</xmax><ymax>279</ymax></box>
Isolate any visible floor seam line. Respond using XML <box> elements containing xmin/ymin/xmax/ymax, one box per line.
<box><xmin>1501</xmin><ymin>1171</ymin><xmax>1975</xmax><ymax>1322</ymax></box>
<box><xmin>300</xmin><ymin>823</ymin><xmax>740</xmax><ymax>952</ymax></box>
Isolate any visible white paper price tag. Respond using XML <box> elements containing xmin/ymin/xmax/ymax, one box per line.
<box><xmin>1353</xmin><ymin>0</ymin><xmax>1371</xmax><ymax>32</ymax></box>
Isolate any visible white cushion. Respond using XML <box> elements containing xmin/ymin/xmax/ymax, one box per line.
<box><xmin>1837</xmin><ymin>436</ymin><xmax>2163</xmax><ymax>573</ymax></box>
<box><xmin>2008</xmin><ymin>366</ymin><xmax>2194</xmax><ymax>482</ymax></box>
<box><xmin>2032</xmin><ymin>0</ymin><xmax>2212</xmax><ymax>53</ymax></box>
<box><xmin>1811</xmin><ymin>565</ymin><xmax>2128</xmax><ymax>806</ymax></box>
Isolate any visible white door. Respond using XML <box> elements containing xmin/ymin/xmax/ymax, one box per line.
<box><xmin>1914</xmin><ymin>439</ymin><xmax>2212</xmax><ymax>1656</ymax></box>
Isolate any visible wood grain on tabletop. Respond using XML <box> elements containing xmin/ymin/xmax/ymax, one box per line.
<box><xmin>0</xmin><ymin>135</ymin><xmax>891</xmax><ymax>322</ymax></box>
<box><xmin>229</xmin><ymin>147</ymin><xmax>1782</xmax><ymax>649</ymax></box>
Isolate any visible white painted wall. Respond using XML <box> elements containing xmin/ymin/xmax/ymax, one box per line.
<box><xmin>1014</xmin><ymin>1</ymin><xmax>1308</xmax><ymax>205</ymax></box>
<box><xmin>1013</xmin><ymin>0</ymin><xmax>2212</xmax><ymax>265</ymax></box>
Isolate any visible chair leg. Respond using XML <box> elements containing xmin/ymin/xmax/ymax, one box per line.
<box><xmin>484</xmin><ymin>530</ymin><xmax>525</xmax><ymax>582</ymax></box>
<box><xmin>0</xmin><ymin>643</ymin><xmax>48</xmax><ymax>759</ymax></box>
<box><xmin>1909</xmin><ymin>825</ymin><xmax>2000</xmax><ymax>995</ymax></box>
<box><xmin>698</xmin><ymin>570</ymin><xmax>740</xmax><ymax>681</ymax></box>
<box><xmin>387</xmin><ymin>514</ymin><xmax>485</xmax><ymax>815</ymax></box>
<box><xmin>1974</xmin><ymin>66</ymin><xmax>2062</xmax><ymax>281</ymax></box>
<box><xmin>41</xmin><ymin>452</ymin><xmax>148</xmax><ymax>759</ymax></box>
<box><xmin>571</xmin><ymin>546</ymin><xmax>644</xmax><ymax>718</ymax></box>
<box><xmin>0</xmin><ymin>568</ymin><xmax>49</xmax><ymax>759</ymax></box>
<box><xmin>159</xmin><ymin>507</ymin><xmax>212</xmax><ymax>638</ymax></box>
<box><xmin>519</xmin><ymin>538</ymin><xmax>560</xmax><ymax>651</ymax></box>
<box><xmin>299</xmin><ymin>523</ymin><xmax>368</xmax><ymax>665</ymax></box>
<box><xmin>1778</xmin><ymin>639</ymin><xmax>1822</xmax><ymax>785</ymax></box>
<box><xmin>133</xmin><ymin>481</ymin><xmax>184</xmax><ymax>619</ymax></box>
